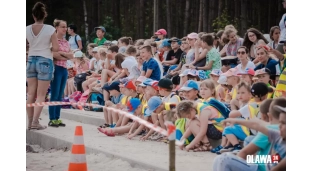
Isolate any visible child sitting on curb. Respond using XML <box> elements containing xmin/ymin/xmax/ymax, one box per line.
<box><xmin>97</xmin><ymin>98</ymin><xmax>142</xmax><ymax>137</ymax></box>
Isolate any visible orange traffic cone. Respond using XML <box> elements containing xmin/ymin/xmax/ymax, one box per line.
<box><xmin>68</xmin><ymin>126</ymin><xmax>88</xmax><ymax>171</ymax></box>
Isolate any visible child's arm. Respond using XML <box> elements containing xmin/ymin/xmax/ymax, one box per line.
<box><xmin>224</xmin><ymin>118</ymin><xmax>269</xmax><ymax>136</ymax></box>
<box><xmin>271</xmin><ymin>158</ymin><xmax>286</xmax><ymax>171</ymax></box>
<box><xmin>145</xmin><ymin>69</ymin><xmax>153</xmax><ymax>78</ymax></box>
<box><xmin>229</xmin><ymin>110</ymin><xmax>242</xmax><ymax>118</ymax></box>
<box><xmin>141</xmin><ymin>120</ymin><xmax>159</xmax><ymax>141</ymax></box>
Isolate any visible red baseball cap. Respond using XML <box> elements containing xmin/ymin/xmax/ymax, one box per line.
<box><xmin>119</xmin><ymin>80</ymin><xmax>136</xmax><ymax>91</ymax></box>
<box><xmin>155</xmin><ymin>29</ymin><xmax>167</xmax><ymax>35</ymax></box>
<box><xmin>237</xmin><ymin>68</ymin><xmax>255</xmax><ymax>76</ymax></box>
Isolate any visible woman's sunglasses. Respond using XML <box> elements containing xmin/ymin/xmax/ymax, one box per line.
<box><xmin>237</xmin><ymin>51</ymin><xmax>246</xmax><ymax>55</ymax></box>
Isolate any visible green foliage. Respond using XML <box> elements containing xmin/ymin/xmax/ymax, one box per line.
<box><xmin>90</xmin><ymin>16</ymin><xmax>121</xmax><ymax>41</ymax></box>
<box><xmin>212</xmin><ymin>8</ymin><xmax>239</xmax><ymax>32</ymax></box>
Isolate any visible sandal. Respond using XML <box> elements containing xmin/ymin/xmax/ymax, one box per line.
<box><xmin>99</xmin><ymin>124</ymin><xmax>110</xmax><ymax>128</ymax></box>
<box><xmin>193</xmin><ymin>142</ymin><xmax>212</xmax><ymax>152</ymax></box>
<box><xmin>97</xmin><ymin>128</ymin><xmax>115</xmax><ymax>137</ymax></box>
<box><xmin>31</xmin><ymin>123</ymin><xmax>47</xmax><ymax>130</ymax></box>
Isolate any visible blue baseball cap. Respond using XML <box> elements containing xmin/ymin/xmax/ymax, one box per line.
<box><xmin>159</xmin><ymin>39</ymin><xmax>171</xmax><ymax>48</ymax></box>
<box><xmin>145</xmin><ymin>96</ymin><xmax>162</xmax><ymax>116</ymax></box>
<box><xmin>103</xmin><ymin>81</ymin><xmax>120</xmax><ymax>92</ymax></box>
<box><xmin>126</xmin><ymin>98</ymin><xmax>141</xmax><ymax>114</ymax></box>
<box><xmin>139</xmin><ymin>78</ymin><xmax>153</xmax><ymax>87</ymax></box>
<box><xmin>179</xmin><ymin>80</ymin><xmax>199</xmax><ymax>91</ymax></box>
<box><xmin>94</xmin><ymin>26</ymin><xmax>106</xmax><ymax>32</ymax></box>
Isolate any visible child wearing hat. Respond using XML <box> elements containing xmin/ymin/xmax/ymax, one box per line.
<box><xmin>254</xmin><ymin>68</ymin><xmax>275</xmax><ymax>99</ymax></box>
<box><xmin>97</xmin><ymin>98</ymin><xmax>142</xmax><ymax>137</ymax></box>
<box><xmin>179</xmin><ymin>80</ymin><xmax>202</xmax><ymax>102</ymax></box>
<box><xmin>222</xmin><ymin>68</ymin><xmax>241</xmax><ymax>110</ymax></box>
<box><xmin>139</xmin><ymin>96</ymin><xmax>178</xmax><ymax>141</ymax></box>
<box><xmin>237</xmin><ymin>68</ymin><xmax>255</xmax><ymax>85</ymax></box>
<box><xmin>100</xmin><ymin>81</ymin><xmax>124</xmax><ymax>128</ymax></box>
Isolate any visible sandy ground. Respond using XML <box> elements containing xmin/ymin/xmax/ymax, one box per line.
<box><xmin>26</xmin><ymin>145</ymin><xmax>147</xmax><ymax>171</ymax></box>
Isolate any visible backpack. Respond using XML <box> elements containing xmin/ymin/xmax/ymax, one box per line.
<box><xmin>175</xmin><ymin>118</ymin><xmax>194</xmax><ymax>145</ymax></box>
<box><xmin>85</xmin><ymin>92</ymin><xmax>104</xmax><ymax>112</ymax></box>
<box><xmin>74</xmin><ymin>73</ymin><xmax>87</xmax><ymax>92</ymax></box>
<box><xmin>204</xmin><ymin>98</ymin><xmax>231</xmax><ymax>119</ymax></box>
<box><xmin>74</xmin><ymin>35</ymin><xmax>84</xmax><ymax>49</ymax></box>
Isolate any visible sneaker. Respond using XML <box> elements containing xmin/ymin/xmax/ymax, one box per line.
<box><xmin>110</xmin><ymin>124</ymin><xmax>116</xmax><ymax>128</ymax></box>
<box><xmin>57</xmin><ymin>119</ymin><xmax>66</xmax><ymax>127</ymax></box>
<box><xmin>211</xmin><ymin>145</ymin><xmax>223</xmax><ymax>153</ymax></box>
<box><xmin>48</xmin><ymin>120</ymin><xmax>59</xmax><ymax>127</ymax></box>
<box><xmin>231</xmin><ymin>144</ymin><xmax>242</xmax><ymax>152</ymax></box>
<box><xmin>216</xmin><ymin>145</ymin><xmax>234</xmax><ymax>154</ymax></box>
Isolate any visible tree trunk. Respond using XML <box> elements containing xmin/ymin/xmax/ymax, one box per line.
<box><xmin>208</xmin><ymin>0</ymin><xmax>215</xmax><ymax>32</ymax></box>
<box><xmin>139</xmin><ymin>0</ymin><xmax>145</xmax><ymax>38</ymax></box>
<box><xmin>218</xmin><ymin>0</ymin><xmax>223</xmax><ymax>18</ymax></box>
<box><xmin>97</xmin><ymin>0</ymin><xmax>101</xmax><ymax>24</ymax></box>
<box><xmin>203</xmin><ymin>0</ymin><xmax>208</xmax><ymax>32</ymax></box>
<box><xmin>198</xmin><ymin>0</ymin><xmax>203</xmax><ymax>33</ymax></box>
<box><xmin>83</xmin><ymin>0</ymin><xmax>89</xmax><ymax>44</ymax></box>
<box><xmin>166</xmin><ymin>0</ymin><xmax>171</xmax><ymax>37</ymax></box>
<box><xmin>240</xmin><ymin>0</ymin><xmax>247</xmax><ymax>36</ymax></box>
<box><xmin>154</xmin><ymin>0</ymin><xmax>159</xmax><ymax>33</ymax></box>
<box><xmin>183</xmin><ymin>0</ymin><xmax>190</xmax><ymax>36</ymax></box>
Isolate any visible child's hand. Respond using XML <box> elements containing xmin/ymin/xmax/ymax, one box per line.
<box><xmin>222</xmin><ymin>118</ymin><xmax>237</xmax><ymax>127</ymax></box>
<box><xmin>140</xmin><ymin>135</ymin><xmax>148</xmax><ymax>141</ymax></box>
<box><xmin>185</xmin><ymin>145</ymin><xmax>192</xmax><ymax>152</ymax></box>
<box><xmin>127</xmin><ymin>134</ymin><xmax>135</xmax><ymax>140</ymax></box>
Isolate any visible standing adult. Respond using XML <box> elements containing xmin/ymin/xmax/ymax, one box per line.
<box><xmin>48</xmin><ymin>19</ymin><xmax>73</xmax><ymax>127</ymax></box>
<box><xmin>26</xmin><ymin>2</ymin><xmax>59</xmax><ymax>130</ymax></box>
<box><xmin>67</xmin><ymin>24</ymin><xmax>82</xmax><ymax>50</ymax></box>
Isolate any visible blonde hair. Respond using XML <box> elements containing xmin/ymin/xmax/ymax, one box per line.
<box><xmin>176</xmin><ymin>100</ymin><xmax>196</xmax><ymax>117</ymax></box>
<box><xmin>200</xmin><ymin>80</ymin><xmax>216</xmax><ymax>98</ymax></box>
<box><xmin>98</xmin><ymin>47</ymin><xmax>107</xmax><ymax>59</ymax></box>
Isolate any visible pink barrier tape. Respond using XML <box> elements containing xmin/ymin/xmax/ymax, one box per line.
<box><xmin>26</xmin><ymin>101</ymin><xmax>184</xmax><ymax>146</ymax></box>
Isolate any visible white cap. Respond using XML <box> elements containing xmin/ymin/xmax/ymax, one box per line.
<box><xmin>217</xmin><ymin>75</ymin><xmax>227</xmax><ymax>85</ymax></box>
<box><xmin>179</xmin><ymin>69</ymin><xmax>191</xmax><ymax>77</ymax></box>
<box><xmin>74</xmin><ymin>51</ymin><xmax>83</xmax><ymax>58</ymax></box>
<box><xmin>111</xmin><ymin>40</ymin><xmax>118</xmax><ymax>45</ymax></box>
<box><xmin>92</xmin><ymin>47</ymin><xmax>98</xmax><ymax>52</ymax></box>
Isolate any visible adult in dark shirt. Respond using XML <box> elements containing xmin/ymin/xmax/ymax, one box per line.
<box><xmin>254</xmin><ymin>45</ymin><xmax>280</xmax><ymax>83</ymax></box>
<box><xmin>162</xmin><ymin>37</ymin><xmax>183</xmax><ymax>73</ymax></box>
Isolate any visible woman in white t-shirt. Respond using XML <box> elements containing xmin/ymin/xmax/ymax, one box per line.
<box><xmin>26</xmin><ymin>2</ymin><xmax>59</xmax><ymax>130</ymax></box>
<box><xmin>235</xmin><ymin>46</ymin><xmax>255</xmax><ymax>72</ymax></box>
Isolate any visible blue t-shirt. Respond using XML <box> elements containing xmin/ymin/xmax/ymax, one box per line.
<box><xmin>111</xmin><ymin>94</ymin><xmax>124</xmax><ymax>104</ymax></box>
<box><xmin>254</xmin><ymin>58</ymin><xmax>280</xmax><ymax>81</ymax></box>
<box><xmin>251</xmin><ymin>124</ymin><xmax>279</xmax><ymax>171</ymax></box>
<box><xmin>68</xmin><ymin>35</ymin><xmax>82</xmax><ymax>50</ymax></box>
<box><xmin>142</xmin><ymin>57</ymin><xmax>161</xmax><ymax>81</ymax></box>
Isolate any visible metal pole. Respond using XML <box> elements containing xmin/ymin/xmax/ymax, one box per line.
<box><xmin>166</xmin><ymin>111</ymin><xmax>176</xmax><ymax>171</ymax></box>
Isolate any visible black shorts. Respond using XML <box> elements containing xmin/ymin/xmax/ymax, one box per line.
<box><xmin>206</xmin><ymin>124</ymin><xmax>222</xmax><ymax>140</ymax></box>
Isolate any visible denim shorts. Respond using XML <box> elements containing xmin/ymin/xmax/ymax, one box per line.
<box><xmin>26</xmin><ymin>56</ymin><xmax>54</xmax><ymax>81</ymax></box>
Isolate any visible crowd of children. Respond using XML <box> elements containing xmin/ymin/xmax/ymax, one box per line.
<box><xmin>56</xmin><ymin>25</ymin><xmax>287</xmax><ymax>170</ymax></box>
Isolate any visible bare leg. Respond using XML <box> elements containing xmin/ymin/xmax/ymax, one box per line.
<box><xmin>32</xmin><ymin>80</ymin><xmax>51</xmax><ymax>128</ymax></box>
<box><xmin>221</xmin><ymin>136</ymin><xmax>228</xmax><ymax>146</ymax></box>
<box><xmin>112</xmin><ymin>110</ymin><xmax>119</xmax><ymax>124</ymax></box>
<box><xmin>225</xmin><ymin>134</ymin><xmax>240</xmax><ymax>146</ymax></box>
<box><xmin>106</xmin><ymin>124</ymin><xmax>132</xmax><ymax>134</ymax></box>
<box><xmin>103</xmin><ymin>89</ymin><xmax>110</xmax><ymax>102</ymax></box>
<box><xmin>103</xmin><ymin>108</ymin><xmax>109</xmax><ymax>125</ymax></box>
<box><xmin>189</xmin><ymin>119</ymin><xmax>209</xmax><ymax>143</ymax></box>
<box><xmin>64</xmin><ymin>79</ymin><xmax>69</xmax><ymax>97</ymax></box>
<box><xmin>100</xmin><ymin>69</ymin><xmax>116</xmax><ymax>87</ymax></box>
<box><xmin>108</xmin><ymin>109</ymin><xmax>113</xmax><ymax>125</ymax></box>
<box><xmin>116</xmin><ymin>114</ymin><xmax>123</xmax><ymax>127</ymax></box>
<box><xmin>26</xmin><ymin>78</ymin><xmax>38</xmax><ymax>128</ymax></box>
<box><xmin>158</xmin><ymin>114</ymin><xmax>166</xmax><ymax>130</ymax></box>
<box><xmin>121</xmin><ymin>116</ymin><xmax>130</xmax><ymax>126</ymax></box>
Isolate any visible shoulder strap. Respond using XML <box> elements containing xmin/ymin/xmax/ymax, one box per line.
<box><xmin>74</xmin><ymin>35</ymin><xmax>78</xmax><ymax>46</ymax></box>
